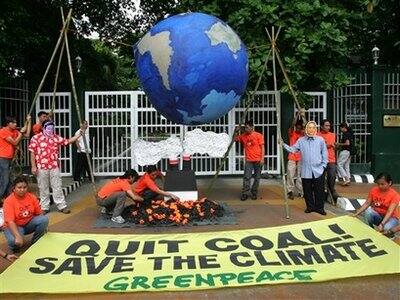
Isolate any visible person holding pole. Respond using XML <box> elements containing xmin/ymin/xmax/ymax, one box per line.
<box><xmin>235</xmin><ymin>119</ymin><xmax>265</xmax><ymax>201</ymax></box>
<box><xmin>73</xmin><ymin>120</ymin><xmax>92</xmax><ymax>182</ymax></box>
<box><xmin>286</xmin><ymin>112</ymin><xmax>304</xmax><ymax>200</ymax></box>
<box><xmin>280</xmin><ymin>121</ymin><xmax>328</xmax><ymax>215</ymax></box>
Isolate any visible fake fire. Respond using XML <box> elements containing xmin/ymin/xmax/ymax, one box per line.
<box><xmin>127</xmin><ymin>198</ymin><xmax>224</xmax><ymax>225</ymax></box>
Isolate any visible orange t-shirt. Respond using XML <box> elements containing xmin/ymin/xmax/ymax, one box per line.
<box><xmin>287</xmin><ymin>128</ymin><xmax>303</xmax><ymax>161</ymax></box>
<box><xmin>318</xmin><ymin>131</ymin><xmax>336</xmax><ymax>163</ymax></box>
<box><xmin>97</xmin><ymin>178</ymin><xmax>132</xmax><ymax>199</ymax></box>
<box><xmin>32</xmin><ymin>123</ymin><xmax>42</xmax><ymax>135</ymax></box>
<box><xmin>3</xmin><ymin>192</ymin><xmax>42</xmax><ymax>227</ymax></box>
<box><xmin>134</xmin><ymin>173</ymin><xmax>159</xmax><ymax>195</ymax></box>
<box><xmin>236</xmin><ymin>131</ymin><xmax>264</xmax><ymax>162</ymax></box>
<box><xmin>368</xmin><ymin>186</ymin><xmax>399</xmax><ymax>219</ymax></box>
<box><xmin>0</xmin><ymin>127</ymin><xmax>19</xmax><ymax>159</ymax></box>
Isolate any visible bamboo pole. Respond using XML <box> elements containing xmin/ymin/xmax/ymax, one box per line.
<box><xmin>269</xmin><ymin>26</ymin><xmax>290</xmax><ymax>219</ymax></box>
<box><xmin>206</xmin><ymin>48</ymin><xmax>272</xmax><ymax>194</ymax></box>
<box><xmin>26</xmin><ymin>9</ymin><xmax>72</xmax><ymax>118</ymax></box>
<box><xmin>61</xmin><ymin>8</ymin><xmax>97</xmax><ymax>195</ymax></box>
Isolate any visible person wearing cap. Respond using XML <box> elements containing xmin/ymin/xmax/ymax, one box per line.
<box><xmin>28</xmin><ymin>121</ymin><xmax>83</xmax><ymax>214</ymax></box>
<box><xmin>96</xmin><ymin>169</ymin><xmax>143</xmax><ymax>224</ymax></box>
<box><xmin>0</xmin><ymin>115</ymin><xmax>31</xmax><ymax>199</ymax></box>
<box><xmin>281</xmin><ymin>121</ymin><xmax>328</xmax><ymax>215</ymax></box>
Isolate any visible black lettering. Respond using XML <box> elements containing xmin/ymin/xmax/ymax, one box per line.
<box><xmin>159</xmin><ymin>240</ymin><xmax>189</xmax><ymax>253</ymax></box>
<box><xmin>112</xmin><ymin>257</ymin><xmax>135</xmax><ymax>273</ymax></box>
<box><xmin>142</xmin><ymin>241</ymin><xmax>155</xmax><ymax>254</ymax></box>
<box><xmin>241</xmin><ymin>235</ymin><xmax>273</xmax><ymax>250</ymax></box>
<box><xmin>230</xmin><ymin>252</ymin><xmax>254</xmax><ymax>267</ymax></box>
<box><xmin>52</xmin><ymin>258</ymin><xmax>82</xmax><ymax>275</ymax></box>
<box><xmin>278</xmin><ymin>232</ymin><xmax>312</xmax><ymax>248</ymax></box>
<box><xmin>174</xmin><ymin>256</ymin><xmax>196</xmax><ymax>270</ymax></box>
<box><xmin>205</xmin><ymin>238</ymin><xmax>238</xmax><ymax>252</ymax></box>
<box><xmin>333</xmin><ymin>242</ymin><xmax>360</xmax><ymax>260</ymax></box>
<box><xmin>29</xmin><ymin>257</ymin><xmax>57</xmax><ymax>274</ymax></box>
<box><xmin>199</xmin><ymin>254</ymin><xmax>220</xmax><ymax>269</ymax></box>
<box><xmin>254</xmin><ymin>250</ymin><xmax>282</xmax><ymax>265</ymax></box>
<box><xmin>86</xmin><ymin>257</ymin><xmax>114</xmax><ymax>274</ymax></box>
<box><xmin>329</xmin><ymin>224</ymin><xmax>353</xmax><ymax>239</ymax></box>
<box><xmin>275</xmin><ymin>250</ymin><xmax>292</xmax><ymax>265</ymax></box>
<box><xmin>105</xmin><ymin>241</ymin><xmax>139</xmax><ymax>256</ymax></box>
<box><xmin>302</xmin><ymin>228</ymin><xmax>342</xmax><ymax>244</ymax></box>
<box><xmin>286</xmin><ymin>247</ymin><xmax>326</xmax><ymax>265</ymax></box>
<box><xmin>148</xmin><ymin>256</ymin><xmax>171</xmax><ymax>270</ymax></box>
<box><xmin>321</xmin><ymin>245</ymin><xmax>349</xmax><ymax>263</ymax></box>
<box><xmin>356</xmin><ymin>239</ymin><xmax>387</xmax><ymax>258</ymax></box>
<box><xmin>65</xmin><ymin>240</ymin><xmax>100</xmax><ymax>257</ymax></box>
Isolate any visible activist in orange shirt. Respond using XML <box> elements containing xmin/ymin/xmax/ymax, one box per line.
<box><xmin>2</xmin><ymin>176</ymin><xmax>48</xmax><ymax>252</ymax></box>
<box><xmin>353</xmin><ymin>173</ymin><xmax>399</xmax><ymax>233</ymax></box>
<box><xmin>32</xmin><ymin>111</ymin><xmax>49</xmax><ymax>135</ymax></box>
<box><xmin>97</xmin><ymin>169</ymin><xmax>143</xmax><ymax>224</ymax></box>
<box><xmin>235</xmin><ymin>119</ymin><xmax>265</xmax><ymax>201</ymax></box>
<box><xmin>134</xmin><ymin>165</ymin><xmax>179</xmax><ymax>202</ymax></box>
<box><xmin>0</xmin><ymin>115</ymin><xmax>31</xmax><ymax>199</ymax></box>
<box><xmin>318</xmin><ymin>119</ymin><xmax>339</xmax><ymax>202</ymax></box>
<box><xmin>286</xmin><ymin>113</ymin><xmax>304</xmax><ymax>200</ymax></box>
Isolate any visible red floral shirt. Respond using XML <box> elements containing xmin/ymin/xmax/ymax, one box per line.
<box><xmin>28</xmin><ymin>133</ymin><xmax>69</xmax><ymax>170</ymax></box>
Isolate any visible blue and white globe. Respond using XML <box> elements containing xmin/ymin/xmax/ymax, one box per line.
<box><xmin>134</xmin><ymin>12</ymin><xmax>248</xmax><ymax>125</ymax></box>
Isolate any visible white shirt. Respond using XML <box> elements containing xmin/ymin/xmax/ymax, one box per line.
<box><xmin>75</xmin><ymin>129</ymin><xmax>91</xmax><ymax>153</ymax></box>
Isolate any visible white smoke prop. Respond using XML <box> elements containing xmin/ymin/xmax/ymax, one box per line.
<box><xmin>132</xmin><ymin>136</ymin><xmax>183</xmax><ymax>166</ymax></box>
<box><xmin>183</xmin><ymin>128</ymin><xmax>230</xmax><ymax>157</ymax></box>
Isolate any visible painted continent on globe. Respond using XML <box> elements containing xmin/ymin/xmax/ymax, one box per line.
<box><xmin>134</xmin><ymin>12</ymin><xmax>248</xmax><ymax>125</ymax></box>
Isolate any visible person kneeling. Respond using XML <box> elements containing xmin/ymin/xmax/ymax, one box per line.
<box><xmin>96</xmin><ymin>169</ymin><xmax>143</xmax><ymax>224</ymax></box>
<box><xmin>352</xmin><ymin>173</ymin><xmax>399</xmax><ymax>232</ymax></box>
<box><xmin>2</xmin><ymin>176</ymin><xmax>49</xmax><ymax>253</ymax></box>
<box><xmin>134</xmin><ymin>165</ymin><xmax>180</xmax><ymax>202</ymax></box>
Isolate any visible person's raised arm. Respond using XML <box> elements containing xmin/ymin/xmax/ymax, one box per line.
<box><xmin>19</xmin><ymin>115</ymin><xmax>32</xmax><ymax>137</ymax></box>
<box><xmin>68</xmin><ymin>130</ymin><xmax>83</xmax><ymax>145</ymax></box>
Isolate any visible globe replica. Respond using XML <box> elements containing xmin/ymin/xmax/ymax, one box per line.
<box><xmin>134</xmin><ymin>12</ymin><xmax>248</xmax><ymax>125</ymax></box>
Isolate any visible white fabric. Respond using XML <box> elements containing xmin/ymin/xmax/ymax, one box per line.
<box><xmin>37</xmin><ymin>168</ymin><xmax>67</xmax><ymax>210</ymax></box>
<box><xmin>75</xmin><ymin>129</ymin><xmax>91</xmax><ymax>153</ymax></box>
<box><xmin>183</xmin><ymin>128</ymin><xmax>230</xmax><ymax>157</ymax></box>
<box><xmin>286</xmin><ymin>160</ymin><xmax>303</xmax><ymax>195</ymax></box>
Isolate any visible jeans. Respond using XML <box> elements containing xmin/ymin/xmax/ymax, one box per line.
<box><xmin>242</xmin><ymin>161</ymin><xmax>262</xmax><ymax>196</ymax></box>
<box><xmin>0</xmin><ymin>158</ymin><xmax>11</xmax><ymax>198</ymax></box>
<box><xmin>364</xmin><ymin>207</ymin><xmax>399</xmax><ymax>231</ymax></box>
<box><xmin>96</xmin><ymin>192</ymin><xmax>126</xmax><ymax>218</ymax></box>
<box><xmin>3</xmin><ymin>215</ymin><xmax>49</xmax><ymax>252</ymax></box>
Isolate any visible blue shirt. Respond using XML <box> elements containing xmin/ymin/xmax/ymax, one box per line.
<box><xmin>283</xmin><ymin>136</ymin><xmax>328</xmax><ymax>179</ymax></box>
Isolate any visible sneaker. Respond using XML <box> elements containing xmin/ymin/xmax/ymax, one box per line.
<box><xmin>59</xmin><ymin>208</ymin><xmax>71</xmax><ymax>214</ymax></box>
<box><xmin>100</xmin><ymin>207</ymin><xmax>113</xmax><ymax>215</ymax></box>
<box><xmin>111</xmin><ymin>216</ymin><xmax>125</xmax><ymax>224</ymax></box>
<box><xmin>240</xmin><ymin>194</ymin><xmax>248</xmax><ymax>201</ymax></box>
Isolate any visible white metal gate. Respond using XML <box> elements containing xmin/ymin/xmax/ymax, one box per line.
<box><xmin>37</xmin><ymin>92</ymin><xmax>72</xmax><ymax>176</ymax></box>
<box><xmin>86</xmin><ymin>91</ymin><xmax>280</xmax><ymax>176</ymax></box>
<box><xmin>298</xmin><ymin>92</ymin><xmax>327</xmax><ymax>125</ymax></box>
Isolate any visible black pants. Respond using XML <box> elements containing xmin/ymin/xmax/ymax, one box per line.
<box><xmin>302</xmin><ymin>174</ymin><xmax>325</xmax><ymax>211</ymax></box>
<box><xmin>325</xmin><ymin>163</ymin><xmax>339</xmax><ymax>201</ymax></box>
<box><xmin>73</xmin><ymin>153</ymin><xmax>92</xmax><ymax>181</ymax></box>
<box><xmin>142</xmin><ymin>189</ymin><xmax>161</xmax><ymax>203</ymax></box>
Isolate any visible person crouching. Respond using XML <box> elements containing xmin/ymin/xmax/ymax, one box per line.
<box><xmin>96</xmin><ymin>169</ymin><xmax>143</xmax><ymax>224</ymax></box>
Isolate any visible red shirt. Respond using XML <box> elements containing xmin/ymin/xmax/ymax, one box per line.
<box><xmin>368</xmin><ymin>187</ymin><xmax>399</xmax><ymax>219</ymax></box>
<box><xmin>236</xmin><ymin>131</ymin><xmax>264</xmax><ymax>162</ymax></box>
<box><xmin>288</xmin><ymin>128</ymin><xmax>303</xmax><ymax>161</ymax></box>
<box><xmin>0</xmin><ymin>127</ymin><xmax>19</xmax><ymax>159</ymax></box>
<box><xmin>97</xmin><ymin>178</ymin><xmax>132</xmax><ymax>199</ymax></box>
<box><xmin>134</xmin><ymin>173</ymin><xmax>159</xmax><ymax>195</ymax></box>
<box><xmin>3</xmin><ymin>192</ymin><xmax>42</xmax><ymax>227</ymax></box>
<box><xmin>318</xmin><ymin>131</ymin><xmax>336</xmax><ymax>163</ymax></box>
<box><xmin>28</xmin><ymin>133</ymin><xmax>69</xmax><ymax>170</ymax></box>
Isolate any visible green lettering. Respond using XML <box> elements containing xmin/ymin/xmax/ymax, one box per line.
<box><xmin>215</xmin><ymin>272</ymin><xmax>237</xmax><ymax>285</ymax></box>
<box><xmin>130</xmin><ymin>276</ymin><xmax>150</xmax><ymax>289</ymax></box>
<box><xmin>174</xmin><ymin>274</ymin><xmax>194</xmax><ymax>288</ymax></box>
<box><xmin>292</xmin><ymin>269</ymin><xmax>317</xmax><ymax>281</ymax></box>
<box><xmin>256</xmin><ymin>271</ymin><xmax>275</xmax><ymax>282</ymax></box>
<box><xmin>237</xmin><ymin>271</ymin><xmax>255</xmax><ymax>283</ymax></box>
<box><xmin>103</xmin><ymin>276</ymin><xmax>129</xmax><ymax>291</ymax></box>
<box><xmin>195</xmin><ymin>273</ymin><xmax>215</xmax><ymax>286</ymax></box>
<box><xmin>152</xmin><ymin>275</ymin><xmax>173</xmax><ymax>289</ymax></box>
<box><xmin>273</xmin><ymin>271</ymin><xmax>294</xmax><ymax>280</ymax></box>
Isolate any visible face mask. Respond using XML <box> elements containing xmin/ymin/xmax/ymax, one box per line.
<box><xmin>305</xmin><ymin>122</ymin><xmax>317</xmax><ymax>137</ymax></box>
<box><xmin>43</xmin><ymin>125</ymin><xmax>54</xmax><ymax>136</ymax></box>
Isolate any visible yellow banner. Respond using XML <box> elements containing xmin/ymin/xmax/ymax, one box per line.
<box><xmin>1</xmin><ymin>216</ymin><xmax>399</xmax><ymax>294</ymax></box>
